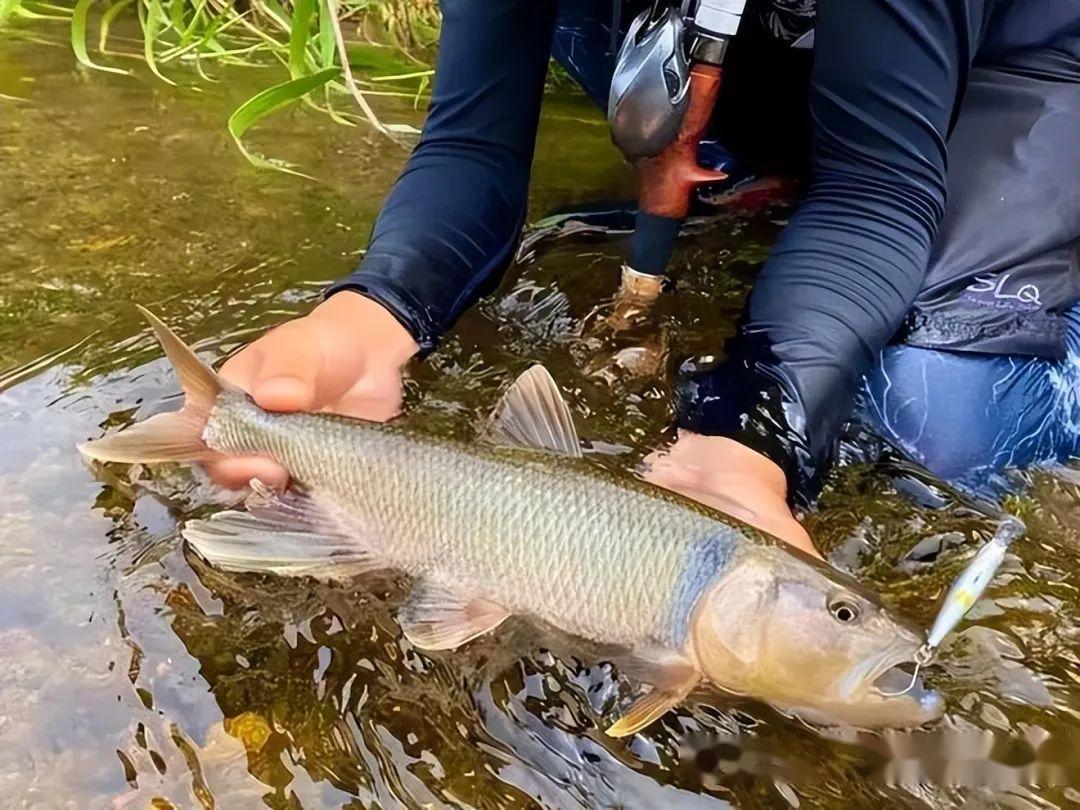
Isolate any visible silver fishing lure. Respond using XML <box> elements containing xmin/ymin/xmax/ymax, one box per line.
<box><xmin>926</xmin><ymin>516</ymin><xmax>1026</xmax><ymax>650</ymax></box>
<box><xmin>883</xmin><ymin>516</ymin><xmax>1027</xmax><ymax>696</ymax></box>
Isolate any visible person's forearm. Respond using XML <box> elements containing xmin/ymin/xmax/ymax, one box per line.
<box><xmin>681</xmin><ymin>0</ymin><xmax>992</xmax><ymax>501</ymax></box>
<box><xmin>328</xmin><ymin>0</ymin><xmax>557</xmax><ymax>351</ymax></box>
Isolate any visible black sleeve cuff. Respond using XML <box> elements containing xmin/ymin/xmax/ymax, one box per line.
<box><xmin>676</xmin><ymin>336</ymin><xmax>830</xmax><ymax>508</ymax></box>
<box><xmin>325</xmin><ymin>273</ymin><xmax>440</xmax><ymax>355</ymax></box>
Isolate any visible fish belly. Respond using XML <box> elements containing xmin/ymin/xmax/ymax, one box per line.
<box><xmin>205</xmin><ymin>398</ymin><xmax>740</xmax><ymax>650</ymax></box>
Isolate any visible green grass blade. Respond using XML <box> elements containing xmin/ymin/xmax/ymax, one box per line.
<box><xmin>17</xmin><ymin>0</ymin><xmax>70</xmax><ymax>16</ymax></box>
<box><xmin>254</xmin><ymin>0</ymin><xmax>290</xmax><ymax>33</ymax></box>
<box><xmin>227</xmin><ymin>66</ymin><xmax>338</xmax><ymax>176</ymax></box>
<box><xmin>192</xmin><ymin>51</ymin><xmax>216</xmax><ymax>82</ymax></box>
<box><xmin>167</xmin><ymin>0</ymin><xmax>184</xmax><ymax>35</ymax></box>
<box><xmin>159</xmin><ymin>9</ymin><xmax>249</xmax><ymax>63</ymax></box>
<box><xmin>322</xmin><ymin>83</ymin><xmax>357</xmax><ymax>125</ymax></box>
<box><xmin>288</xmin><ymin>0</ymin><xmax>315</xmax><ymax>78</ymax></box>
<box><xmin>71</xmin><ymin>0</ymin><xmax>130</xmax><ymax>75</ymax></box>
<box><xmin>317</xmin><ymin>0</ymin><xmax>334</xmax><ymax>68</ymax></box>
<box><xmin>98</xmin><ymin>0</ymin><xmax>131</xmax><ymax>52</ymax></box>
<box><xmin>174</xmin><ymin>0</ymin><xmax>205</xmax><ymax>44</ymax></box>
<box><xmin>140</xmin><ymin>0</ymin><xmax>176</xmax><ymax>85</ymax></box>
<box><xmin>23</xmin><ymin>0</ymin><xmax>69</xmax><ymax>12</ymax></box>
<box><xmin>413</xmin><ymin>71</ymin><xmax>428</xmax><ymax>108</ymax></box>
<box><xmin>181</xmin><ymin>41</ymin><xmax>260</xmax><ymax>60</ymax></box>
<box><xmin>368</xmin><ymin>68</ymin><xmax>433</xmax><ymax>82</ymax></box>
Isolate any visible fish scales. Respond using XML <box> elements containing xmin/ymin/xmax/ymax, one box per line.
<box><xmin>205</xmin><ymin>392</ymin><xmax>742</xmax><ymax>648</ymax></box>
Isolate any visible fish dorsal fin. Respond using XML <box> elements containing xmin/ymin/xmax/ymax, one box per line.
<box><xmin>485</xmin><ymin>365</ymin><xmax>583</xmax><ymax>458</ymax></box>
<box><xmin>399</xmin><ymin>578</ymin><xmax>510</xmax><ymax>651</ymax></box>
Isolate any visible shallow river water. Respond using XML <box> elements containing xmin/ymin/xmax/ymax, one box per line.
<box><xmin>3</xmin><ymin>25</ymin><xmax>1080</xmax><ymax>810</ymax></box>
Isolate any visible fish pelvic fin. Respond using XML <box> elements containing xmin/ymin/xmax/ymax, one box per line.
<box><xmin>484</xmin><ymin>365</ymin><xmax>583</xmax><ymax>458</ymax></box>
<box><xmin>78</xmin><ymin>306</ymin><xmax>227</xmax><ymax>463</ymax></box>
<box><xmin>399</xmin><ymin>577</ymin><xmax>510</xmax><ymax>651</ymax></box>
<box><xmin>184</xmin><ymin>480</ymin><xmax>386</xmax><ymax>579</ymax></box>
<box><xmin>606</xmin><ymin>649</ymin><xmax>698</xmax><ymax>738</ymax></box>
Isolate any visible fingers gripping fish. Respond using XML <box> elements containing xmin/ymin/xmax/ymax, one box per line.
<box><xmin>80</xmin><ymin>307</ymin><xmax>944</xmax><ymax>735</ymax></box>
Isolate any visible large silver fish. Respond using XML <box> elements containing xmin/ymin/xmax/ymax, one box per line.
<box><xmin>80</xmin><ymin>308</ymin><xmax>944</xmax><ymax>735</ymax></box>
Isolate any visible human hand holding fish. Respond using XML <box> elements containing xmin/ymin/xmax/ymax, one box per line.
<box><xmin>642</xmin><ymin>433</ymin><xmax>819</xmax><ymax>558</ymax></box>
<box><xmin>202</xmin><ymin>290</ymin><xmax>420</xmax><ymax>490</ymax></box>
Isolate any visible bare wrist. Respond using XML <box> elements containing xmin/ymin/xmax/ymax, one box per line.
<box><xmin>316</xmin><ymin>290</ymin><xmax>420</xmax><ymax>363</ymax></box>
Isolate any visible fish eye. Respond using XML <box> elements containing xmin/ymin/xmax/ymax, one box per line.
<box><xmin>829</xmin><ymin>597</ymin><xmax>860</xmax><ymax>624</ymax></box>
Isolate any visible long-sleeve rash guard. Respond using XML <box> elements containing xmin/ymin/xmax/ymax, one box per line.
<box><xmin>681</xmin><ymin>0</ymin><xmax>1080</xmax><ymax>501</ymax></box>
<box><xmin>328</xmin><ymin>0</ymin><xmax>557</xmax><ymax>349</ymax></box>
<box><xmin>329</xmin><ymin>0</ymin><xmax>1080</xmax><ymax>503</ymax></box>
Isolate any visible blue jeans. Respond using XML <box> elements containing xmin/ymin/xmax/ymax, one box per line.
<box><xmin>859</xmin><ymin>308</ymin><xmax>1080</xmax><ymax>497</ymax></box>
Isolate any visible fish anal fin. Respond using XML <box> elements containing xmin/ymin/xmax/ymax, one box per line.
<box><xmin>607</xmin><ymin>649</ymin><xmax>698</xmax><ymax>738</ymax></box>
<box><xmin>183</xmin><ymin>480</ymin><xmax>385</xmax><ymax>579</ymax></box>
<box><xmin>400</xmin><ymin>578</ymin><xmax>510</xmax><ymax>651</ymax></box>
<box><xmin>485</xmin><ymin>365</ymin><xmax>583</xmax><ymax>458</ymax></box>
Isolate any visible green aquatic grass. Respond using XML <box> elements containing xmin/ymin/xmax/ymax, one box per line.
<box><xmin>228</xmin><ymin>65</ymin><xmax>340</xmax><ymax>175</ymax></box>
<box><xmin>10</xmin><ymin>0</ymin><xmax>577</xmax><ymax>171</ymax></box>
<box><xmin>8</xmin><ymin>0</ymin><xmax>439</xmax><ymax>170</ymax></box>
<box><xmin>71</xmin><ymin>0</ymin><xmax>128</xmax><ymax>73</ymax></box>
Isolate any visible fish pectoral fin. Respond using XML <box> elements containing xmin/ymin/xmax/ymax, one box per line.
<box><xmin>484</xmin><ymin>365</ymin><xmax>583</xmax><ymax>458</ymax></box>
<box><xmin>399</xmin><ymin>578</ymin><xmax>510</xmax><ymax>651</ymax></box>
<box><xmin>606</xmin><ymin>687</ymin><xmax>689</xmax><ymax>738</ymax></box>
<box><xmin>607</xmin><ymin>650</ymin><xmax>698</xmax><ymax>738</ymax></box>
<box><xmin>183</xmin><ymin>479</ymin><xmax>384</xmax><ymax>579</ymax></box>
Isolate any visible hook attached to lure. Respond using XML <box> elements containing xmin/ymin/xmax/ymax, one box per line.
<box><xmin>879</xmin><ymin>516</ymin><xmax>1026</xmax><ymax>698</ymax></box>
<box><xmin>877</xmin><ymin>643</ymin><xmax>934</xmax><ymax>697</ymax></box>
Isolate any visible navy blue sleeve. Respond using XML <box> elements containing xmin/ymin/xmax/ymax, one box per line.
<box><xmin>680</xmin><ymin>0</ymin><xmax>994</xmax><ymax>503</ymax></box>
<box><xmin>327</xmin><ymin>0</ymin><xmax>556</xmax><ymax>351</ymax></box>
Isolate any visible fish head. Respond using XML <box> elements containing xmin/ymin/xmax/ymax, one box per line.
<box><xmin>690</xmin><ymin>544</ymin><xmax>944</xmax><ymax>728</ymax></box>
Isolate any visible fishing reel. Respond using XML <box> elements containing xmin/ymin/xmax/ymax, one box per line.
<box><xmin>607</xmin><ymin>0</ymin><xmax>746</xmax><ymax>161</ymax></box>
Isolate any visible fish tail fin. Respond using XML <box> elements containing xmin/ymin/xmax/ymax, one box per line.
<box><xmin>78</xmin><ymin>305</ymin><xmax>223</xmax><ymax>463</ymax></box>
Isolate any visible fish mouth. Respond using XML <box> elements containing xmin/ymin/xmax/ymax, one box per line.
<box><xmin>870</xmin><ymin>661</ymin><xmax>927</xmax><ymax>696</ymax></box>
<box><xmin>861</xmin><ymin>650</ymin><xmax>944</xmax><ymax>720</ymax></box>
<box><xmin>780</xmin><ymin>646</ymin><xmax>945</xmax><ymax>728</ymax></box>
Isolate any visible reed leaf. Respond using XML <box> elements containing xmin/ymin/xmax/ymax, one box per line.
<box><xmin>287</xmin><ymin>0</ymin><xmax>313</xmax><ymax>78</ymax></box>
<box><xmin>139</xmin><ymin>0</ymin><xmax>176</xmax><ymax>85</ymax></box>
<box><xmin>98</xmin><ymin>0</ymin><xmax>132</xmax><ymax>52</ymax></box>
<box><xmin>227</xmin><ymin>65</ymin><xmax>338</xmax><ymax>175</ymax></box>
<box><xmin>71</xmin><ymin>0</ymin><xmax>131</xmax><ymax>73</ymax></box>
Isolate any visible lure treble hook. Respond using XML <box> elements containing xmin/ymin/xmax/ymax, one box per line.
<box><xmin>877</xmin><ymin>643</ymin><xmax>935</xmax><ymax>697</ymax></box>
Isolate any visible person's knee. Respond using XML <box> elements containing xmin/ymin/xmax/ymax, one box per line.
<box><xmin>859</xmin><ymin>345</ymin><xmax>1053</xmax><ymax>482</ymax></box>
